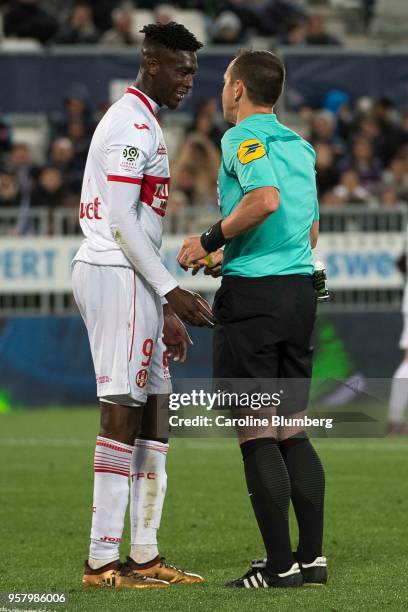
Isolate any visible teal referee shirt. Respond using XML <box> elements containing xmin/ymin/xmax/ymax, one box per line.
<box><xmin>219</xmin><ymin>113</ymin><xmax>319</xmax><ymax>277</ymax></box>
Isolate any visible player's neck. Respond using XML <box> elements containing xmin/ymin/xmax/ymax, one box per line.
<box><xmin>236</xmin><ymin>103</ymin><xmax>274</xmax><ymax>124</ymax></box>
<box><xmin>133</xmin><ymin>77</ymin><xmax>161</xmax><ymax>108</ymax></box>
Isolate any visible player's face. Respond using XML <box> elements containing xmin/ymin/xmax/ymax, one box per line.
<box><xmin>222</xmin><ymin>64</ymin><xmax>238</xmax><ymax>124</ymax></box>
<box><xmin>159</xmin><ymin>51</ymin><xmax>198</xmax><ymax>110</ymax></box>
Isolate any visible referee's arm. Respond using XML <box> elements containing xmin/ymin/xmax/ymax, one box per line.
<box><xmin>310</xmin><ymin>220</ymin><xmax>319</xmax><ymax>249</ymax></box>
<box><xmin>221</xmin><ymin>186</ymin><xmax>280</xmax><ymax>240</ymax></box>
<box><xmin>310</xmin><ymin>187</ymin><xmax>320</xmax><ymax>249</ymax></box>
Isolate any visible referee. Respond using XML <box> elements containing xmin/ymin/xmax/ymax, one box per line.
<box><xmin>178</xmin><ymin>50</ymin><xmax>326</xmax><ymax>589</ymax></box>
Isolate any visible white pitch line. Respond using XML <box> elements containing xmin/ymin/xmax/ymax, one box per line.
<box><xmin>0</xmin><ymin>437</ymin><xmax>92</xmax><ymax>447</ymax></box>
<box><xmin>180</xmin><ymin>440</ymin><xmax>407</xmax><ymax>451</ymax></box>
<box><xmin>0</xmin><ymin>437</ymin><xmax>406</xmax><ymax>451</ymax></box>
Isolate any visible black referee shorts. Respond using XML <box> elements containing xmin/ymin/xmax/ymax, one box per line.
<box><xmin>212</xmin><ymin>274</ymin><xmax>317</xmax><ymax>415</ymax></box>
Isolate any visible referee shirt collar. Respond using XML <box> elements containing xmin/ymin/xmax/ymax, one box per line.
<box><xmin>239</xmin><ymin>112</ymin><xmax>277</xmax><ymax>125</ymax></box>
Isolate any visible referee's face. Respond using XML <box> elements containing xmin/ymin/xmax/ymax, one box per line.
<box><xmin>222</xmin><ymin>63</ymin><xmax>238</xmax><ymax>124</ymax></box>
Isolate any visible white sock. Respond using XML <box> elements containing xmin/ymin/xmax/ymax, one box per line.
<box><xmin>130</xmin><ymin>438</ymin><xmax>169</xmax><ymax>564</ymax></box>
<box><xmin>88</xmin><ymin>436</ymin><xmax>133</xmax><ymax>568</ymax></box>
<box><xmin>389</xmin><ymin>360</ymin><xmax>408</xmax><ymax>424</ymax></box>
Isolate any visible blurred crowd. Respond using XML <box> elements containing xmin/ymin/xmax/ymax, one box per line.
<box><xmin>0</xmin><ymin>89</ymin><xmax>224</xmax><ymax>232</ymax></box>
<box><xmin>306</xmin><ymin>95</ymin><xmax>408</xmax><ymax>207</ymax></box>
<box><xmin>1</xmin><ymin>82</ymin><xmax>407</xmax><ymax>232</ymax></box>
<box><xmin>0</xmin><ymin>0</ymin><xmax>378</xmax><ymax>47</ymax></box>
<box><xmin>0</xmin><ymin>85</ymin><xmax>99</xmax><ymax>230</ymax></box>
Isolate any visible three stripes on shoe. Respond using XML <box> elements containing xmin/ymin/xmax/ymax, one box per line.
<box><xmin>243</xmin><ymin>571</ymin><xmax>269</xmax><ymax>588</ymax></box>
<box><xmin>243</xmin><ymin>563</ymin><xmax>301</xmax><ymax>588</ymax></box>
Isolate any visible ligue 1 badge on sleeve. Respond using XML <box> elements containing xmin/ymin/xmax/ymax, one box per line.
<box><xmin>119</xmin><ymin>145</ymin><xmax>140</xmax><ymax>172</ymax></box>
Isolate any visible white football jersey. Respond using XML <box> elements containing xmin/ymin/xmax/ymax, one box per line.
<box><xmin>74</xmin><ymin>87</ymin><xmax>170</xmax><ymax>268</ymax></box>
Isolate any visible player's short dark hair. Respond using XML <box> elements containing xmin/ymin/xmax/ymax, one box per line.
<box><xmin>230</xmin><ymin>49</ymin><xmax>285</xmax><ymax>107</ymax></box>
<box><xmin>140</xmin><ymin>22</ymin><xmax>203</xmax><ymax>52</ymax></box>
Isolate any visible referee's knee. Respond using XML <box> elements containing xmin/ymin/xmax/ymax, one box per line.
<box><xmin>278</xmin><ymin>411</ymin><xmax>308</xmax><ymax>442</ymax></box>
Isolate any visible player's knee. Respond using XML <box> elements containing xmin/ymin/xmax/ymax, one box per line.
<box><xmin>99</xmin><ymin>401</ymin><xmax>142</xmax><ymax>444</ymax></box>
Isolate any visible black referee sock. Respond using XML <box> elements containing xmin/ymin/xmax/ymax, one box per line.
<box><xmin>240</xmin><ymin>437</ymin><xmax>294</xmax><ymax>574</ymax></box>
<box><xmin>279</xmin><ymin>433</ymin><xmax>325</xmax><ymax>564</ymax></box>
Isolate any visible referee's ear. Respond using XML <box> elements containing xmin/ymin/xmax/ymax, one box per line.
<box><xmin>234</xmin><ymin>80</ymin><xmax>244</xmax><ymax>103</ymax></box>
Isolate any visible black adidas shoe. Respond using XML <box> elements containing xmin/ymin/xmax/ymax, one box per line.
<box><xmin>297</xmin><ymin>556</ymin><xmax>327</xmax><ymax>585</ymax></box>
<box><xmin>225</xmin><ymin>562</ymin><xmax>303</xmax><ymax>588</ymax></box>
<box><xmin>251</xmin><ymin>555</ymin><xmax>328</xmax><ymax>585</ymax></box>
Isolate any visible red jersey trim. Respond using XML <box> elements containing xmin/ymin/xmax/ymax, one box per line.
<box><xmin>134</xmin><ymin>441</ymin><xmax>168</xmax><ymax>454</ymax></box>
<box><xmin>107</xmin><ymin>174</ymin><xmax>143</xmax><ymax>185</ymax></box>
<box><xmin>126</xmin><ymin>88</ymin><xmax>158</xmax><ymax>120</ymax></box>
<box><xmin>94</xmin><ymin>468</ymin><xmax>129</xmax><ymax>477</ymax></box>
<box><xmin>96</xmin><ymin>440</ymin><xmax>133</xmax><ymax>454</ymax></box>
<box><xmin>140</xmin><ymin>174</ymin><xmax>170</xmax><ymax>218</ymax></box>
<box><xmin>143</xmin><ymin>175</ymin><xmax>170</xmax><ymax>184</ymax></box>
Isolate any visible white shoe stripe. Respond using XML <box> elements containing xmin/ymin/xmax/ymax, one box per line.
<box><xmin>256</xmin><ymin>572</ymin><xmax>267</xmax><ymax>588</ymax></box>
<box><xmin>302</xmin><ymin>557</ymin><xmax>327</xmax><ymax>569</ymax></box>
<box><xmin>250</xmin><ymin>575</ymin><xmax>259</xmax><ymax>588</ymax></box>
<box><xmin>252</xmin><ymin>558</ymin><xmax>267</xmax><ymax>568</ymax></box>
<box><xmin>278</xmin><ymin>562</ymin><xmax>301</xmax><ymax>578</ymax></box>
<box><xmin>243</xmin><ymin>578</ymin><xmax>250</xmax><ymax>588</ymax></box>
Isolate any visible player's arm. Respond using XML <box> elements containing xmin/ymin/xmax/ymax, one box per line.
<box><xmin>107</xmin><ymin>138</ymin><xmax>214</xmax><ymax>327</ymax></box>
<box><xmin>108</xmin><ymin>176</ymin><xmax>176</xmax><ymax>294</ymax></box>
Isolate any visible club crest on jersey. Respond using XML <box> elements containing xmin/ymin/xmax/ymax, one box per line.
<box><xmin>136</xmin><ymin>368</ymin><xmax>149</xmax><ymax>388</ymax></box>
<box><xmin>237</xmin><ymin>139</ymin><xmax>266</xmax><ymax>164</ymax></box>
<box><xmin>119</xmin><ymin>145</ymin><xmax>140</xmax><ymax>173</ymax></box>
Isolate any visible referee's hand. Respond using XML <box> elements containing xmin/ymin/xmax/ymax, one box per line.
<box><xmin>192</xmin><ymin>249</ymin><xmax>224</xmax><ymax>278</ymax></box>
<box><xmin>177</xmin><ymin>236</ymin><xmax>208</xmax><ymax>270</ymax></box>
<box><xmin>165</xmin><ymin>287</ymin><xmax>215</xmax><ymax>328</ymax></box>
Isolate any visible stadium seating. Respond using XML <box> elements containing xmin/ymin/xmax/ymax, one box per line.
<box><xmin>371</xmin><ymin>0</ymin><xmax>408</xmax><ymax>40</ymax></box>
<box><xmin>131</xmin><ymin>9</ymin><xmax>154</xmax><ymax>40</ymax></box>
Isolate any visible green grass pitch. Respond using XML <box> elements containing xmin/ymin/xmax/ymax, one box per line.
<box><xmin>0</xmin><ymin>409</ymin><xmax>407</xmax><ymax>611</ymax></box>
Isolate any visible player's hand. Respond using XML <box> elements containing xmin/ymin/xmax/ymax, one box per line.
<box><xmin>163</xmin><ymin>306</ymin><xmax>193</xmax><ymax>363</ymax></box>
<box><xmin>177</xmin><ymin>236</ymin><xmax>208</xmax><ymax>270</ymax></box>
<box><xmin>165</xmin><ymin>287</ymin><xmax>215</xmax><ymax>328</ymax></box>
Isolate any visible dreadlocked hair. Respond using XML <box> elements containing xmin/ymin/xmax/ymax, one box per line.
<box><xmin>140</xmin><ymin>22</ymin><xmax>203</xmax><ymax>51</ymax></box>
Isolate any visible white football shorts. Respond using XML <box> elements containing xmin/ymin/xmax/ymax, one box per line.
<box><xmin>400</xmin><ymin>284</ymin><xmax>408</xmax><ymax>350</ymax></box>
<box><xmin>72</xmin><ymin>261</ymin><xmax>171</xmax><ymax>405</ymax></box>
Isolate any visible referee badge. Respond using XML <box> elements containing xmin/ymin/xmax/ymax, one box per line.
<box><xmin>237</xmin><ymin>139</ymin><xmax>266</xmax><ymax>164</ymax></box>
